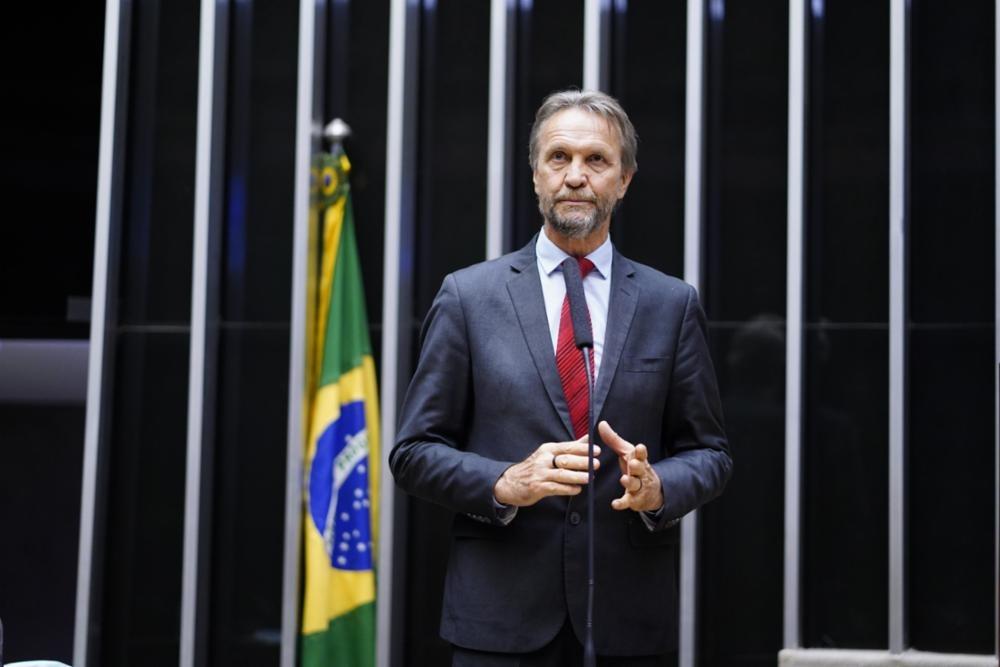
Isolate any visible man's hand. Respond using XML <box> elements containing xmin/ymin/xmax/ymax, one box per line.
<box><xmin>493</xmin><ymin>435</ymin><xmax>601</xmax><ymax>507</ymax></box>
<box><xmin>599</xmin><ymin>420</ymin><xmax>664</xmax><ymax>512</ymax></box>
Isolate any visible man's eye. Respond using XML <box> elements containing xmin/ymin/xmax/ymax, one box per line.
<box><xmin>588</xmin><ymin>154</ymin><xmax>606</xmax><ymax>163</ymax></box>
<box><xmin>551</xmin><ymin>152</ymin><xmax>567</xmax><ymax>161</ymax></box>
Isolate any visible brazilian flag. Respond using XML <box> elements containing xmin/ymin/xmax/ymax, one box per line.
<box><xmin>301</xmin><ymin>148</ymin><xmax>379</xmax><ymax>666</ymax></box>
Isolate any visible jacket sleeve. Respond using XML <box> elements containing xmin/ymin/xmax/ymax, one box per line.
<box><xmin>649</xmin><ymin>284</ymin><xmax>733</xmax><ymax>529</ymax></box>
<box><xmin>389</xmin><ymin>273</ymin><xmax>514</xmax><ymax>524</ymax></box>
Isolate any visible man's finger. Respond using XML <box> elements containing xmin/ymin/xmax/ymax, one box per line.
<box><xmin>598</xmin><ymin>420</ymin><xmax>633</xmax><ymax>456</ymax></box>
<box><xmin>544</xmin><ymin>482</ymin><xmax>584</xmax><ymax>496</ymax></box>
<box><xmin>553</xmin><ymin>469</ymin><xmax>591</xmax><ymax>485</ymax></box>
<box><xmin>611</xmin><ymin>494</ymin><xmax>632</xmax><ymax>511</ymax></box>
<box><xmin>619</xmin><ymin>474</ymin><xmax>641</xmax><ymax>493</ymax></box>
<box><xmin>558</xmin><ymin>454</ymin><xmax>601</xmax><ymax>472</ymax></box>
<box><xmin>627</xmin><ymin>458</ymin><xmax>645</xmax><ymax>477</ymax></box>
<box><xmin>634</xmin><ymin>443</ymin><xmax>649</xmax><ymax>462</ymax></box>
<box><xmin>555</xmin><ymin>440</ymin><xmax>601</xmax><ymax>457</ymax></box>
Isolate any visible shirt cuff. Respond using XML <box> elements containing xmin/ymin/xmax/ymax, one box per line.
<box><xmin>492</xmin><ymin>498</ymin><xmax>518</xmax><ymax>526</ymax></box>
<box><xmin>639</xmin><ymin>505</ymin><xmax>667</xmax><ymax>531</ymax></box>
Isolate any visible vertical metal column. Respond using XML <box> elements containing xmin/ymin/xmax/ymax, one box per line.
<box><xmin>888</xmin><ymin>0</ymin><xmax>910</xmax><ymax>654</ymax></box>
<box><xmin>783</xmin><ymin>0</ymin><xmax>807</xmax><ymax>651</ymax></box>
<box><xmin>378</xmin><ymin>1</ymin><xmax>420</xmax><ymax>665</ymax></box>
<box><xmin>74</xmin><ymin>2</ymin><xmax>129</xmax><ymax>664</ymax></box>
<box><xmin>583</xmin><ymin>0</ymin><xmax>610</xmax><ymax>91</ymax></box>
<box><xmin>280</xmin><ymin>0</ymin><xmax>321</xmax><ymax>663</ymax></box>
<box><xmin>487</xmin><ymin>0</ymin><xmax>514</xmax><ymax>260</ymax></box>
<box><xmin>679</xmin><ymin>1</ymin><xmax>704</xmax><ymax>665</ymax></box>
<box><xmin>994</xmin><ymin>0</ymin><xmax>999</xmax><ymax>656</ymax></box>
<box><xmin>180</xmin><ymin>0</ymin><xmax>228</xmax><ymax>664</ymax></box>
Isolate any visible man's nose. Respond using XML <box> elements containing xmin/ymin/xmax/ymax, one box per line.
<box><xmin>564</xmin><ymin>159</ymin><xmax>587</xmax><ymax>187</ymax></box>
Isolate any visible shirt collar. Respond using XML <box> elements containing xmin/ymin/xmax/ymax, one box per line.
<box><xmin>536</xmin><ymin>227</ymin><xmax>612</xmax><ymax>279</ymax></box>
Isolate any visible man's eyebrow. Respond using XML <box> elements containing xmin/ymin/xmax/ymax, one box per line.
<box><xmin>545</xmin><ymin>141</ymin><xmax>613</xmax><ymax>153</ymax></box>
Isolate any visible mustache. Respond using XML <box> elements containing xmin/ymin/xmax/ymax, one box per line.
<box><xmin>554</xmin><ymin>193</ymin><xmax>596</xmax><ymax>203</ymax></box>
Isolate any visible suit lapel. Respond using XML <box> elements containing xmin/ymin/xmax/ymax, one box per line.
<box><xmin>593</xmin><ymin>250</ymin><xmax>638</xmax><ymax>421</ymax></box>
<box><xmin>506</xmin><ymin>239</ymin><xmax>575</xmax><ymax>439</ymax></box>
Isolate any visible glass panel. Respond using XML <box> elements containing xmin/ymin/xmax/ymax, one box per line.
<box><xmin>100</xmin><ymin>332</ymin><xmax>191</xmax><ymax>666</ymax></box>
<box><xmin>117</xmin><ymin>1</ymin><xmax>200</xmax><ymax>326</ymax></box>
<box><xmin>909</xmin><ymin>2</ymin><xmax>995</xmax><ymax>327</ymax></box>
<box><xmin>803</xmin><ymin>329</ymin><xmax>888</xmax><ymax>646</ymax></box>
<box><xmin>511</xmin><ymin>0</ymin><xmax>585</xmax><ymax>250</ymax></box>
<box><xmin>801</xmin><ymin>0</ymin><xmax>889</xmax><ymax>648</ymax></box>
<box><xmin>702</xmin><ymin>325</ymin><xmax>786</xmax><ymax>665</ymax></box>
<box><xmin>610</xmin><ymin>0</ymin><xmax>686</xmax><ymax>278</ymax></box>
<box><xmin>205</xmin><ymin>0</ymin><xmax>299</xmax><ymax>663</ymax></box>
<box><xmin>94</xmin><ymin>1</ymin><xmax>199</xmax><ymax>664</ymax></box>
<box><xmin>908</xmin><ymin>331</ymin><xmax>994</xmax><ymax>653</ymax></box>
<box><xmin>699</xmin><ymin>1</ymin><xmax>788</xmax><ymax>663</ymax></box>
<box><xmin>908</xmin><ymin>0</ymin><xmax>995</xmax><ymax>654</ymax></box>
<box><xmin>414</xmin><ymin>0</ymin><xmax>490</xmax><ymax>316</ymax></box>
<box><xmin>208</xmin><ymin>328</ymin><xmax>290</xmax><ymax>665</ymax></box>
<box><xmin>219</xmin><ymin>0</ymin><xmax>297</xmax><ymax>324</ymax></box>
<box><xmin>405</xmin><ymin>1</ymin><xmax>491</xmax><ymax>663</ymax></box>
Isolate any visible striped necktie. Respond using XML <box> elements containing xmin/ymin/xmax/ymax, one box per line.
<box><xmin>556</xmin><ymin>257</ymin><xmax>596</xmax><ymax>438</ymax></box>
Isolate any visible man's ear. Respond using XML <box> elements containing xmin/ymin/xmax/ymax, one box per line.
<box><xmin>532</xmin><ymin>169</ymin><xmax>540</xmax><ymax>196</ymax></box>
<box><xmin>618</xmin><ymin>169</ymin><xmax>635</xmax><ymax>200</ymax></box>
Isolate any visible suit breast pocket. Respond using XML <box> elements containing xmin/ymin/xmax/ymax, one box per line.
<box><xmin>623</xmin><ymin>356</ymin><xmax>671</xmax><ymax>373</ymax></box>
<box><xmin>612</xmin><ymin>356</ymin><xmax>673</xmax><ymax>425</ymax></box>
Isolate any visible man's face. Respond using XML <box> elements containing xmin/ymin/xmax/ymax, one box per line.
<box><xmin>532</xmin><ymin>107</ymin><xmax>633</xmax><ymax>240</ymax></box>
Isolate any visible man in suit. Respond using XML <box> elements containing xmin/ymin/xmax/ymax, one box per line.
<box><xmin>390</xmin><ymin>90</ymin><xmax>731</xmax><ymax>665</ymax></box>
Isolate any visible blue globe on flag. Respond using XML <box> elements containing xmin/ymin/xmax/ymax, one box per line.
<box><xmin>308</xmin><ymin>399</ymin><xmax>372</xmax><ymax>571</ymax></box>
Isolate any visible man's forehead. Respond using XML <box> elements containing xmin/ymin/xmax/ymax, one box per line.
<box><xmin>538</xmin><ymin>108</ymin><xmax>621</xmax><ymax>148</ymax></box>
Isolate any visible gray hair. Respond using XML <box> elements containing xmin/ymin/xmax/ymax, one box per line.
<box><xmin>528</xmin><ymin>89</ymin><xmax>638</xmax><ymax>174</ymax></box>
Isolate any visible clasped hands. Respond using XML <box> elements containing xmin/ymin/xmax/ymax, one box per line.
<box><xmin>493</xmin><ymin>421</ymin><xmax>663</xmax><ymax>512</ymax></box>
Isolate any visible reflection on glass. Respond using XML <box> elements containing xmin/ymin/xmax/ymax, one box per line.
<box><xmin>702</xmin><ymin>323</ymin><xmax>785</xmax><ymax>665</ymax></box>
<box><xmin>803</xmin><ymin>330</ymin><xmax>887</xmax><ymax>647</ymax></box>
<box><xmin>699</xmin><ymin>1</ymin><xmax>788</xmax><ymax>664</ymax></box>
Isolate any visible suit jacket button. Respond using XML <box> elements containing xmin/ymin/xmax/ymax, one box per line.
<box><xmin>569</xmin><ymin>511</ymin><xmax>581</xmax><ymax>525</ymax></box>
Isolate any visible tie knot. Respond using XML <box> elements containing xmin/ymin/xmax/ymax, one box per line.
<box><xmin>576</xmin><ymin>257</ymin><xmax>595</xmax><ymax>278</ymax></box>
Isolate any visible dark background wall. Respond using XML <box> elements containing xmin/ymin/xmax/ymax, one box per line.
<box><xmin>0</xmin><ymin>1</ymin><xmax>104</xmax><ymax>663</ymax></box>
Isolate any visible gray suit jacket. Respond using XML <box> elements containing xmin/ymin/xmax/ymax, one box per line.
<box><xmin>390</xmin><ymin>237</ymin><xmax>731</xmax><ymax>656</ymax></box>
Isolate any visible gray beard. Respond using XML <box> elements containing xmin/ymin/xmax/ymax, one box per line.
<box><xmin>541</xmin><ymin>199</ymin><xmax>613</xmax><ymax>239</ymax></box>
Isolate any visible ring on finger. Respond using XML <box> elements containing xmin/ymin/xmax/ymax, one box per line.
<box><xmin>636</xmin><ymin>477</ymin><xmax>643</xmax><ymax>491</ymax></box>
<box><xmin>552</xmin><ymin>454</ymin><xmax>559</xmax><ymax>469</ymax></box>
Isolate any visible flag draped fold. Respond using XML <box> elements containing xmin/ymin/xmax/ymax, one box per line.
<box><xmin>301</xmin><ymin>149</ymin><xmax>379</xmax><ymax>667</ymax></box>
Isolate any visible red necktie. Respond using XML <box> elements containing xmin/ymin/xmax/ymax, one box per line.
<box><xmin>556</xmin><ymin>257</ymin><xmax>596</xmax><ymax>439</ymax></box>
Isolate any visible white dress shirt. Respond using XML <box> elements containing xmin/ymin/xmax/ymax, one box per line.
<box><xmin>534</xmin><ymin>227</ymin><xmax>613</xmax><ymax>377</ymax></box>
